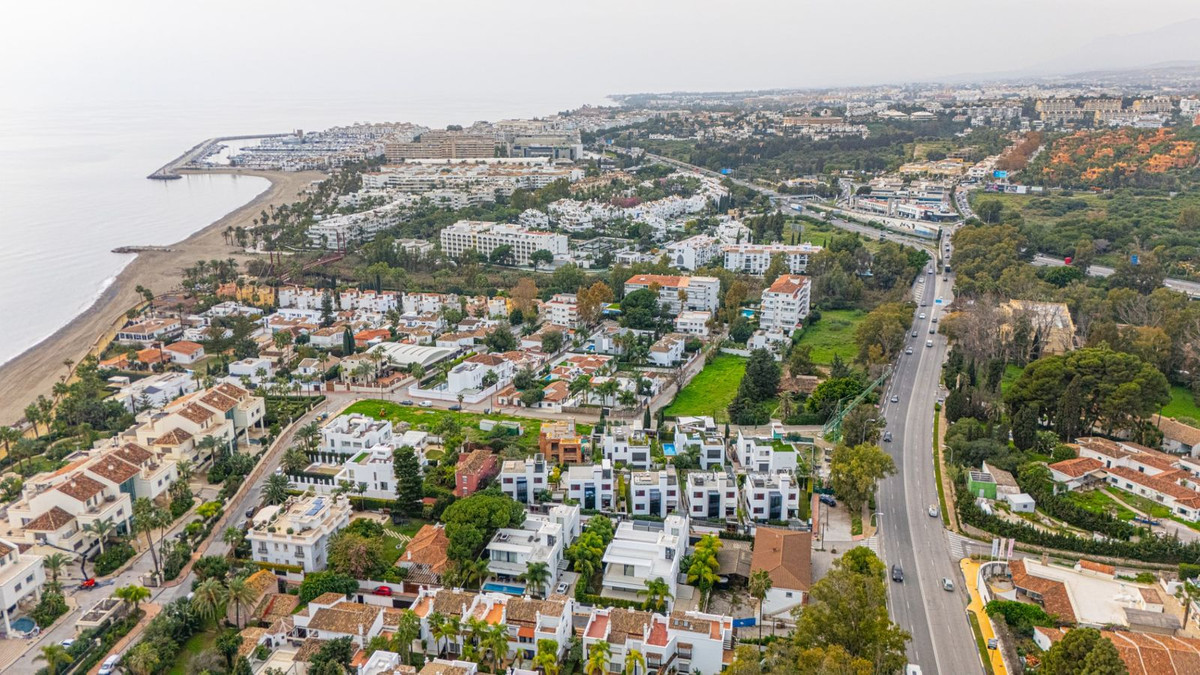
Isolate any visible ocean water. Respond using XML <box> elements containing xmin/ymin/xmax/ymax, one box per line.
<box><xmin>0</xmin><ymin>93</ymin><xmax>603</xmax><ymax>366</ymax></box>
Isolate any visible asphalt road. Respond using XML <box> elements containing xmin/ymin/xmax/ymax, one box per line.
<box><xmin>875</xmin><ymin>271</ymin><xmax>979</xmax><ymax>675</ymax></box>
<box><xmin>1030</xmin><ymin>254</ymin><xmax>1200</xmax><ymax>298</ymax></box>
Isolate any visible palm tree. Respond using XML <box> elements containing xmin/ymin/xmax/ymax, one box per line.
<box><xmin>36</xmin><ymin>645</ymin><xmax>72</xmax><ymax>675</ymax></box>
<box><xmin>434</xmin><ymin>614</ymin><xmax>461</xmax><ymax>657</ymax></box>
<box><xmin>191</xmin><ymin>577</ymin><xmax>229</xmax><ymax>624</ymax></box>
<box><xmin>569</xmin><ymin>375</ymin><xmax>592</xmax><ymax>405</ymax></box>
<box><xmin>263</xmin><ymin>473</ymin><xmax>290</xmax><ymax>505</ymax></box>
<box><xmin>617</xmin><ymin>390</ymin><xmax>637</xmax><ymax>410</ymax></box>
<box><xmin>519</xmin><ymin>561</ymin><xmax>552</xmax><ymax>598</ymax></box>
<box><xmin>624</xmin><ymin>649</ymin><xmax>646</xmax><ymax>675</ymax></box>
<box><xmin>0</xmin><ymin>426</ymin><xmax>20</xmax><ymax>464</ymax></box>
<box><xmin>748</xmin><ymin>569</ymin><xmax>773</xmax><ymax>640</ymax></box>
<box><xmin>132</xmin><ymin>499</ymin><xmax>164</xmax><ymax>580</ymax></box>
<box><xmin>175</xmin><ymin>459</ymin><xmax>194</xmax><ymax>483</ymax></box>
<box><xmin>82</xmin><ymin>517</ymin><xmax>115</xmax><ymax>555</ymax></box>
<box><xmin>126</xmin><ymin>643</ymin><xmax>160</xmax><ymax>675</ymax></box>
<box><xmin>585</xmin><ymin>641</ymin><xmax>611</xmax><ymax>675</ymax></box>
<box><xmin>484</xmin><ymin>622</ymin><xmax>509</xmax><ymax>673</ymax></box>
<box><xmin>462</xmin><ymin>617</ymin><xmax>487</xmax><ymax>663</ymax></box>
<box><xmin>42</xmin><ymin>553</ymin><xmax>71</xmax><ymax>590</ymax></box>
<box><xmin>533</xmin><ymin>639</ymin><xmax>560</xmax><ymax>675</ymax></box>
<box><xmin>196</xmin><ymin>435</ymin><xmax>221</xmax><ymax>466</ymax></box>
<box><xmin>282</xmin><ymin>447</ymin><xmax>309</xmax><ymax>474</ymax></box>
<box><xmin>454</xmin><ymin>558</ymin><xmax>489</xmax><ymax>590</ymax></box>
<box><xmin>775</xmin><ymin>392</ymin><xmax>795</xmax><ymax>422</ymax></box>
<box><xmin>638</xmin><ymin>577</ymin><xmax>673</xmax><ymax>612</ymax></box>
<box><xmin>298</xmin><ymin>422</ymin><xmax>321</xmax><ymax>451</ymax></box>
<box><xmin>223</xmin><ymin>526</ymin><xmax>245</xmax><ymax>551</ymax></box>
<box><xmin>113</xmin><ymin>584</ymin><xmax>151</xmax><ymax>613</ymax></box>
<box><xmin>226</xmin><ymin>575</ymin><xmax>258</xmax><ymax>628</ymax></box>
<box><xmin>395</xmin><ymin>609</ymin><xmax>421</xmax><ymax>664</ymax></box>
<box><xmin>597</xmin><ymin>379</ymin><xmax>620</xmax><ymax>407</ymax></box>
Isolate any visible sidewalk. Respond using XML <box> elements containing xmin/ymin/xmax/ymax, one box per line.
<box><xmin>961</xmin><ymin>559</ymin><xmax>1008</xmax><ymax>675</ymax></box>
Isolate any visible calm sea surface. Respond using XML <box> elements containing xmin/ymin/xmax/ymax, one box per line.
<box><xmin>0</xmin><ymin>94</ymin><xmax>602</xmax><ymax>365</ymax></box>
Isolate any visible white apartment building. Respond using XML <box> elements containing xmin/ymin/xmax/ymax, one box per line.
<box><xmin>290</xmin><ymin>444</ymin><xmax>397</xmax><ymax>501</ymax></box>
<box><xmin>723</xmin><ymin>243</ymin><xmax>822</xmax><ymax>276</ymax></box>
<box><xmin>321</xmin><ymin>414</ymin><xmax>394</xmax><ymax>454</ymax></box>
<box><xmin>602</xmin><ymin>423</ymin><xmax>653</xmax><ymax>469</ymax></box>
<box><xmin>649</xmin><ymin>333</ymin><xmax>687</xmax><ymax>367</ymax></box>
<box><xmin>486</xmin><ymin>516</ymin><xmax>566</xmax><ymax>595</ymax></box>
<box><xmin>248</xmin><ymin>495</ymin><xmax>352</xmax><ymax>573</ymax></box>
<box><xmin>440</xmin><ymin>220</ymin><xmax>568</xmax><ymax>265</ymax></box>
<box><xmin>115</xmin><ymin>318</ymin><xmax>182</xmax><ymax>345</ymax></box>
<box><xmin>623</xmin><ymin>274</ymin><xmax>721</xmax><ymax>316</ymax></box>
<box><xmin>665</xmin><ymin>235</ymin><xmax>721</xmax><ymax>271</ymax></box>
<box><xmin>0</xmin><ymin>538</ymin><xmax>45</xmax><ymax>636</ymax></box>
<box><xmin>673</xmin><ymin>311</ymin><xmax>710</xmax><ymax>337</ymax></box>
<box><xmin>338</xmin><ymin>289</ymin><xmax>401</xmax><ymax>313</ymax></box>
<box><xmin>545</xmin><ymin>294</ymin><xmax>581</xmax><ymax>329</ymax></box>
<box><xmin>5</xmin><ymin>469</ymin><xmax>134</xmax><ymax>555</ymax></box>
<box><xmin>565</xmin><ymin>460</ymin><xmax>616</xmax><ymax>511</ymax></box>
<box><xmin>582</xmin><ymin>607</ymin><xmax>734</xmax><ymax>675</ymax></box>
<box><xmin>447</xmin><ymin>353</ymin><xmax>516</xmax><ymax>395</ymax></box>
<box><xmin>601</xmin><ymin>515</ymin><xmax>688</xmax><ymax>604</ymax></box>
<box><xmin>630</xmin><ymin>468</ymin><xmax>680</xmax><ymax>518</ymax></box>
<box><xmin>686</xmin><ymin>472</ymin><xmax>739</xmax><ymax>520</ymax></box>
<box><xmin>113</xmin><ymin>371</ymin><xmax>198</xmax><ymax>412</ymax></box>
<box><xmin>744</xmin><ymin>473</ymin><xmax>802</xmax><ymax>522</ymax></box>
<box><xmin>228</xmin><ymin>357</ymin><xmax>274</xmax><ymax>385</ymax></box>
<box><xmin>759</xmin><ymin>274</ymin><xmax>812</xmax><ymax>333</ymax></box>
<box><xmin>675</xmin><ymin>430</ymin><xmax>726</xmax><ymax>469</ymax></box>
<box><xmin>498</xmin><ymin>454</ymin><xmax>549</xmax><ymax>504</ymax></box>
<box><xmin>734</xmin><ymin>431</ymin><xmax>800</xmax><ymax>474</ymax></box>
<box><xmin>278</xmin><ymin>286</ymin><xmax>326</xmax><ymax>310</ymax></box>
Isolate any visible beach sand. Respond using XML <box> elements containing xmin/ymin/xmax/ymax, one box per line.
<box><xmin>0</xmin><ymin>168</ymin><xmax>325</xmax><ymax>427</ymax></box>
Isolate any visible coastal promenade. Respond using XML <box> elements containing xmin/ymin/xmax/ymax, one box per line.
<box><xmin>0</xmin><ymin>169</ymin><xmax>325</xmax><ymax>428</ymax></box>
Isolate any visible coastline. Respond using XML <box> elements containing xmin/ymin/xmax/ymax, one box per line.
<box><xmin>0</xmin><ymin>168</ymin><xmax>325</xmax><ymax>427</ymax></box>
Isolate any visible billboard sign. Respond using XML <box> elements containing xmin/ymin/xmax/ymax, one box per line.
<box><xmin>993</xmin><ymin>170</ymin><xmax>1008</xmax><ymax>179</ymax></box>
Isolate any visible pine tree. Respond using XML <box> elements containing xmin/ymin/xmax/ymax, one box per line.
<box><xmin>394</xmin><ymin>447</ymin><xmax>424</xmax><ymax>517</ymax></box>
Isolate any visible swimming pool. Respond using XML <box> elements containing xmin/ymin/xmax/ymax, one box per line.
<box><xmin>11</xmin><ymin>616</ymin><xmax>37</xmax><ymax>635</ymax></box>
<box><xmin>662</xmin><ymin>443</ymin><xmax>677</xmax><ymax>456</ymax></box>
<box><xmin>482</xmin><ymin>582</ymin><xmax>526</xmax><ymax>596</ymax></box>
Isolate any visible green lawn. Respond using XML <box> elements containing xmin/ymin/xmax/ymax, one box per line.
<box><xmin>1162</xmin><ymin>386</ymin><xmax>1200</xmax><ymax>423</ymax></box>
<box><xmin>1000</xmin><ymin>364</ymin><xmax>1024</xmax><ymax>395</ymax></box>
<box><xmin>169</xmin><ymin>630</ymin><xmax>217</xmax><ymax>675</ymax></box>
<box><xmin>1104</xmin><ymin>488</ymin><xmax>1172</xmax><ymax>519</ymax></box>
<box><xmin>663</xmin><ymin>354</ymin><xmax>746</xmax><ymax>422</ymax></box>
<box><xmin>1065</xmin><ymin>489</ymin><xmax>1137</xmax><ymax>521</ymax></box>
<box><xmin>339</xmin><ymin>400</ymin><xmax>590</xmax><ymax>453</ymax></box>
<box><xmin>796</xmin><ymin>309</ymin><xmax>867</xmax><ymax>365</ymax></box>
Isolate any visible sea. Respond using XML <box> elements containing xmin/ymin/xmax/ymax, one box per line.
<box><xmin>0</xmin><ymin>93</ymin><xmax>604</xmax><ymax>366</ymax></box>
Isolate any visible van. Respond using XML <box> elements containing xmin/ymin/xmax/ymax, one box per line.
<box><xmin>99</xmin><ymin>655</ymin><xmax>120</xmax><ymax>675</ymax></box>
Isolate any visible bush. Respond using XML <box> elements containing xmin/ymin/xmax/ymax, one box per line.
<box><xmin>70</xmin><ymin>609</ymin><xmax>143</xmax><ymax>675</ymax></box>
<box><xmin>162</xmin><ymin>540</ymin><xmax>192</xmax><ymax>581</ymax></box>
<box><xmin>31</xmin><ymin>591</ymin><xmax>69</xmax><ymax>627</ymax></box>
<box><xmin>94</xmin><ymin>542</ymin><xmax>136</xmax><ymax>576</ymax></box>
<box><xmin>985</xmin><ymin>599</ymin><xmax>1054</xmax><ymax>635</ymax></box>
<box><xmin>1180</xmin><ymin>563</ymin><xmax>1200</xmax><ymax>581</ymax></box>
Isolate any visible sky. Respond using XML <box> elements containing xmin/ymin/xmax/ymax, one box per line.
<box><xmin>3</xmin><ymin>0</ymin><xmax>1200</xmax><ymax>110</ymax></box>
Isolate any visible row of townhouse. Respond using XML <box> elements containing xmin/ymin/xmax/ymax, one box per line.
<box><xmin>1049</xmin><ymin>437</ymin><xmax>1200</xmax><ymax>520</ymax></box>
<box><xmin>123</xmin><ymin>382</ymin><xmax>265</xmax><ymax>465</ymax></box>
<box><xmin>440</xmin><ymin>220</ymin><xmax>568</xmax><ymax>266</ymax></box>
<box><xmin>277</xmin><ymin>287</ymin><xmax>508</xmax><ymax>320</ymax></box>
<box><xmin>582</xmin><ymin>606</ymin><xmax>732</xmax><ymax>675</ymax></box>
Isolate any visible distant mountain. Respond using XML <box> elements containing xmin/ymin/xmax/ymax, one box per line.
<box><xmin>1029</xmin><ymin>19</ymin><xmax>1200</xmax><ymax>76</ymax></box>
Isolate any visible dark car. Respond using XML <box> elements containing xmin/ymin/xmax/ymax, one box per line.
<box><xmin>449</xmin><ymin>404</ymin><xmax>462</xmax><ymax>411</ymax></box>
<box><xmin>819</xmin><ymin>494</ymin><xmax>837</xmax><ymax>507</ymax></box>
<box><xmin>891</xmin><ymin>565</ymin><xmax>904</xmax><ymax>582</ymax></box>
<box><xmin>399</xmin><ymin>400</ymin><xmax>414</xmax><ymax>406</ymax></box>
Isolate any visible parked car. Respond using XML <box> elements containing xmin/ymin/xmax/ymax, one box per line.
<box><xmin>448</xmin><ymin>405</ymin><xmax>462</xmax><ymax>411</ymax></box>
<box><xmin>419</xmin><ymin>400</ymin><xmax>433</xmax><ymax>408</ymax></box>
<box><xmin>245</xmin><ymin>507</ymin><xmax>255</xmax><ymax>519</ymax></box>
<box><xmin>99</xmin><ymin>655</ymin><xmax>120</xmax><ymax>675</ymax></box>
<box><xmin>942</xmin><ymin>578</ymin><xmax>954</xmax><ymax>591</ymax></box>
<box><xmin>399</xmin><ymin>400</ymin><xmax>414</xmax><ymax>406</ymax></box>
<box><xmin>61</xmin><ymin>639</ymin><xmax>75</xmax><ymax>649</ymax></box>
<box><xmin>556</xmin><ymin>582</ymin><xmax>569</xmax><ymax>595</ymax></box>
<box><xmin>905</xmin><ymin>347</ymin><xmax>913</xmax><ymax>355</ymax></box>
<box><xmin>819</xmin><ymin>494</ymin><xmax>837</xmax><ymax>507</ymax></box>
<box><xmin>926</xmin><ymin>340</ymin><xmax>934</xmax><ymax>348</ymax></box>
<box><xmin>374</xmin><ymin>586</ymin><xmax>393</xmax><ymax>596</ymax></box>
<box><xmin>891</xmin><ymin>565</ymin><xmax>904</xmax><ymax>582</ymax></box>
<box><xmin>912</xmin><ymin>331</ymin><xmax>918</xmax><ymax>338</ymax></box>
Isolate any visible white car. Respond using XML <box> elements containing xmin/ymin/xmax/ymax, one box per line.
<box><xmin>419</xmin><ymin>400</ymin><xmax>433</xmax><ymax>408</ymax></box>
<box><xmin>61</xmin><ymin>639</ymin><xmax>75</xmax><ymax>649</ymax></box>
<box><xmin>928</xmin><ymin>505</ymin><xmax>940</xmax><ymax>518</ymax></box>
<box><xmin>919</xmin><ymin>313</ymin><xmax>926</xmax><ymax>319</ymax></box>
<box><xmin>890</xmin><ymin>395</ymin><xmax>899</xmax><ymax>403</ymax></box>
<box><xmin>100</xmin><ymin>655</ymin><xmax>120</xmax><ymax>675</ymax></box>
<box><xmin>905</xmin><ymin>347</ymin><xmax>913</xmax><ymax>355</ymax></box>
<box><xmin>942</xmin><ymin>578</ymin><xmax>955</xmax><ymax>591</ymax></box>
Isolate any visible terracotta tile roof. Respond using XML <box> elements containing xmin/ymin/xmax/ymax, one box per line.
<box><xmin>164</xmin><ymin>340</ymin><xmax>205</xmax><ymax>356</ymax></box>
<box><xmin>1076</xmin><ymin>437</ymin><xmax>1178</xmax><ymax>472</ymax></box>
<box><xmin>237</xmin><ymin>627</ymin><xmax>267</xmax><ymax>658</ymax></box>
<box><xmin>256</xmin><ymin>593</ymin><xmax>300</xmax><ymax>621</ymax></box>
<box><xmin>647</xmin><ymin>618</ymin><xmax>669</xmax><ymax>647</ymax></box>
<box><xmin>0</xmin><ymin>540</ymin><xmax>13</xmax><ymax>557</ymax></box>
<box><xmin>199</xmin><ymin>390</ymin><xmax>238</xmax><ymax>413</ymax></box>
<box><xmin>25</xmin><ymin>506</ymin><xmax>75</xmax><ymax>531</ymax></box>
<box><xmin>456</xmin><ymin>449</ymin><xmax>496</xmax><ymax>477</ymax></box>
<box><xmin>400</xmin><ymin>525</ymin><xmax>451</xmax><ymax>574</ymax></box>
<box><xmin>154</xmin><ymin>428</ymin><xmax>193</xmax><ymax>446</ymax></box>
<box><xmin>1078</xmin><ymin>559</ymin><xmax>1115</xmax><ymax>576</ymax></box>
<box><xmin>87</xmin><ymin>457</ymin><xmax>141</xmax><ymax>485</ymax></box>
<box><xmin>584</xmin><ymin>613</ymin><xmax>609</xmax><ymax>639</ymax></box>
<box><xmin>177</xmin><ymin>403</ymin><xmax>215</xmax><ymax>425</ymax></box>
<box><xmin>1106</xmin><ymin>465</ymin><xmax>1200</xmax><ymax>507</ymax></box>
<box><xmin>626</xmin><ymin>274</ymin><xmax>686</xmax><ymax>288</ymax></box>
<box><xmin>135</xmin><ymin>348</ymin><xmax>170</xmax><ymax>364</ymax></box>
<box><xmin>1153</xmin><ymin>415</ymin><xmax>1200</xmax><ymax>446</ymax></box>
<box><xmin>310</xmin><ymin>592</ymin><xmax>353</xmax><ymax>606</ymax></box>
<box><xmin>431</xmin><ymin>590</ymin><xmax>477</xmax><ymax>617</ymax></box>
<box><xmin>54</xmin><ymin>474</ymin><xmax>107</xmax><ymax>502</ymax></box>
<box><xmin>605</xmin><ymin>608</ymin><xmax>652</xmax><ymax>645</ymax></box>
<box><xmin>1009</xmin><ymin>559</ymin><xmax>1076</xmax><ymax>624</ymax></box>
<box><xmin>420</xmin><ymin>662</ymin><xmax>472</xmax><ymax>675</ymax></box>
<box><xmin>307</xmin><ymin>602</ymin><xmax>381</xmax><ymax>634</ymax></box>
<box><xmin>751</xmin><ymin>528</ymin><xmax>812</xmax><ymax>591</ymax></box>
<box><xmin>214</xmin><ymin>382</ymin><xmax>249</xmax><ymax>399</ymax></box>
<box><xmin>1048</xmin><ymin>457</ymin><xmax>1104</xmax><ymax>478</ymax></box>
<box><xmin>1040</xmin><ymin>628</ymin><xmax>1200</xmax><ymax>675</ymax></box>
<box><xmin>542</xmin><ymin>380</ymin><xmax>570</xmax><ymax>402</ymax></box>
<box><xmin>244</xmin><ymin>569</ymin><xmax>278</xmax><ymax>597</ymax></box>
<box><xmin>114</xmin><ymin>443</ymin><xmax>153</xmax><ymax>465</ymax></box>
<box><xmin>765</xmin><ymin>274</ymin><xmax>810</xmax><ymax>296</ymax></box>
<box><xmin>505</xmin><ymin>597</ymin><xmax>564</xmax><ymax>625</ymax></box>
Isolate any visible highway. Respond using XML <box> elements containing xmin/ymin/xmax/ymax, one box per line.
<box><xmin>876</xmin><ymin>268</ymin><xmax>980</xmax><ymax>675</ymax></box>
<box><xmin>1031</xmin><ymin>254</ymin><xmax>1200</xmax><ymax>298</ymax></box>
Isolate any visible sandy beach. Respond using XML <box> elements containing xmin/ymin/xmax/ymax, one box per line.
<box><xmin>0</xmin><ymin>168</ymin><xmax>325</xmax><ymax>427</ymax></box>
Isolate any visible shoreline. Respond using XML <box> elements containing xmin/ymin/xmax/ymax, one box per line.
<box><xmin>0</xmin><ymin>168</ymin><xmax>325</xmax><ymax>427</ymax></box>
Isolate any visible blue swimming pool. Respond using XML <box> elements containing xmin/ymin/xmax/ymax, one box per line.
<box><xmin>11</xmin><ymin>617</ymin><xmax>36</xmax><ymax>633</ymax></box>
<box><xmin>662</xmin><ymin>443</ymin><xmax>677</xmax><ymax>456</ymax></box>
<box><xmin>482</xmin><ymin>582</ymin><xmax>526</xmax><ymax>596</ymax></box>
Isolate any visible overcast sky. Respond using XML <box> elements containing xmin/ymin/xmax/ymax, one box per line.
<box><xmin>4</xmin><ymin>0</ymin><xmax>1200</xmax><ymax>110</ymax></box>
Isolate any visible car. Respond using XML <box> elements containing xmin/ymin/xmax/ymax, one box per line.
<box><xmin>920</xmin><ymin>301</ymin><xmax>927</xmax><ymax>307</ymax></box>
<box><xmin>890</xmin><ymin>395</ymin><xmax>899</xmax><ymax>403</ymax></box>
<box><xmin>419</xmin><ymin>400</ymin><xmax>433</xmax><ymax>408</ymax></box>
<box><xmin>912</xmin><ymin>331</ymin><xmax>918</xmax><ymax>338</ymax></box>
<box><xmin>187</xmin><ymin>591</ymin><xmax>195</xmax><ymax>601</ymax></box>
<box><xmin>919</xmin><ymin>313</ymin><xmax>926</xmax><ymax>319</ymax></box>
<box><xmin>927</xmin><ymin>268</ymin><xmax>933</xmax><ymax>275</ymax></box>
<box><xmin>883</xmin><ymin>431</ymin><xmax>892</xmax><ymax>442</ymax></box>
<box><xmin>61</xmin><ymin>639</ymin><xmax>75</xmax><ymax>649</ymax></box>
<box><xmin>399</xmin><ymin>399</ymin><xmax>414</xmax><ymax>406</ymax></box>
<box><xmin>943</xmin><ymin>276</ymin><xmax>948</xmax><ymax>281</ymax></box>
<box><xmin>100</xmin><ymin>655</ymin><xmax>121</xmax><ymax>675</ymax></box>
<box><xmin>556</xmin><ymin>582</ymin><xmax>569</xmax><ymax>595</ymax></box>
<box><xmin>929</xmin><ymin>327</ymin><xmax>936</xmax><ymax>334</ymax></box>
<box><xmin>987</xmin><ymin>638</ymin><xmax>999</xmax><ymax>650</ymax></box>
<box><xmin>926</xmin><ymin>340</ymin><xmax>934</xmax><ymax>348</ymax></box>
<box><xmin>79</xmin><ymin>578</ymin><xmax>96</xmax><ymax>590</ymax></box>
<box><xmin>917</xmin><ymin>277</ymin><xmax>924</xmax><ymax>283</ymax></box>
<box><xmin>931</xmin><ymin>317</ymin><xmax>938</xmax><ymax>323</ymax></box>
<box><xmin>942</xmin><ymin>578</ymin><xmax>954</xmax><ymax>591</ymax></box>
<box><xmin>819</xmin><ymin>494</ymin><xmax>837</xmax><ymax>507</ymax></box>
<box><xmin>928</xmin><ymin>505</ymin><xmax>939</xmax><ymax>518</ymax></box>
<box><xmin>373</xmin><ymin>586</ymin><xmax>393</xmax><ymax>596</ymax></box>
<box><xmin>245</xmin><ymin>507</ymin><xmax>256</xmax><ymax>518</ymax></box>
<box><xmin>905</xmin><ymin>347</ymin><xmax>913</xmax><ymax>355</ymax></box>
<box><xmin>891</xmin><ymin>565</ymin><xmax>904</xmax><ymax>582</ymax></box>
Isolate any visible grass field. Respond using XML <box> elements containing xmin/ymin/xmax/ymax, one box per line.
<box><xmin>340</xmin><ymin>400</ymin><xmax>591</xmax><ymax>452</ymax></box>
<box><xmin>1162</xmin><ymin>386</ymin><xmax>1200</xmax><ymax>423</ymax></box>
<box><xmin>1065</xmin><ymin>489</ymin><xmax>1137</xmax><ymax>521</ymax></box>
<box><xmin>1000</xmin><ymin>364</ymin><xmax>1024</xmax><ymax>395</ymax></box>
<box><xmin>169</xmin><ymin>630</ymin><xmax>217</xmax><ymax>675</ymax></box>
<box><xmin>663</xmin><ymin>354</ymin><xmax>746</xmax><ymax>422</ymax></box>
<box><xmin>796</xmin><ymin>309</ymin><xmax>866</xmax><ymax>365</ymax></box>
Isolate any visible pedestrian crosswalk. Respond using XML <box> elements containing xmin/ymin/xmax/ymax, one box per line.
<box><xmin>946</xmin><ymin>531</ymin><xmax>986</xmax><ymax>560</ymax></box>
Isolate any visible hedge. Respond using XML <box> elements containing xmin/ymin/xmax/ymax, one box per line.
<box><xmin>575</xmin><ymin>592</ymin><xmax>645</xmax><ymax>610</ymax></box>
<box><xmin>94</xmin><ymin>542</ymin><xmax>136</xmax><ymax>576</ymax></box>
